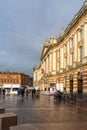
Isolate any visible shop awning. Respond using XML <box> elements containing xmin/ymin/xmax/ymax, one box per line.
<box><xmin>3</xmin><ymin>84</ymin><xmax>20</xmax><ymax>88</ymax></box>
<box><xmin>28</xmin><ymin>86</ymin><xmax>35</xmax><ymax>89</ymax></box>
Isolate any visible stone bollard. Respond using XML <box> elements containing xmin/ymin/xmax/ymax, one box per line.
<box><xmin>0</xmin><ymin>107</ymin><xmax>5</xmax><ymax>114</ymax></box>
<box><xmin>0</xmin><ymin>112</ymin><xmax>17</xmax><ymax>130</ymax></box>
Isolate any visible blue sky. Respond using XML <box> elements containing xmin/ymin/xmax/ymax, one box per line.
<box><xmin>0</xmin><ymin>0</ymin><xmax>86</xmax><ymax>76</ymax></box>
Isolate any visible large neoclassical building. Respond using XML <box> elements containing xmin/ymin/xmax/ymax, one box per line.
<box><xmin>33</xmin><ymin>1</ymin><xmax>87</xmax><ymax>94</ymax></box>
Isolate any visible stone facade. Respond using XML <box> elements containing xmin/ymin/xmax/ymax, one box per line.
<box><xmin>33</xmin><ymin>1</ymin><xmax>87</xmax><ymax>93</ymax></box>
<box><xmin>0</xmin><ymin>71</ymin><xmax>32</xmax><ymax>94</ymax></box>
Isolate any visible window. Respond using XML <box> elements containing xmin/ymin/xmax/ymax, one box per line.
<box><xmin>71</xmin><ymin>52</ymin><xmax>74</xmax><ymax>66</ymax></box>
<box><xmin>70</xmin><ymin>37</ymin><xmax>74</xmax><ymax>47</ymax></box>
<box><xmin>79</xmin><ymin>29</ymin><xmax>83</xmax><ymax>40</ymax></box>
<box><xmin>79</xmin><ymin>46</ymin><xmax>83</xmax><ymax>62</ymax></box>
<box><xmin>78</xmin><ymin>28</ymin><xmax>83</xmax><ymax>41</ymax></box>
<box><xmin>58</xmin><ymin>61</ymin><xmax>60</xmax><ymax>71</ymax></box>
<box><xmin>64</xmin><ymin>57</ymin><xmax>67</xmax><ymax>68</ymax></box>
<box><xmin>64</xmin><ymin>44</ymin><xmax>67</xmax><ymax>53</ymax></box>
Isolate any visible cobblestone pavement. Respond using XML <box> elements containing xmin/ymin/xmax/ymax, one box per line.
<box><xmin>0</xmin><ymin>95</ymin><xmax>87</xmax><ymax>129</ymax></box>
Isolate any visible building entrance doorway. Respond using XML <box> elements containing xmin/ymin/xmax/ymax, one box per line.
<box><xmin>78</xmin><ymin>80</ymin><xmax>83</xmax><ymax>93</ymax></box>
<box><xmin>70</xmin><ymin>80</ymin><xmax>73</xmax><ymax>93</ymax></box>
<box><xmin>78</xmin><ymin>72</ymin><xmax>83</xmax><ymax>94</ymax></box>
<box><xmin>70</xmin><ymin>74</ymin><xmax>73</xmax><ymax>93</ymax></box>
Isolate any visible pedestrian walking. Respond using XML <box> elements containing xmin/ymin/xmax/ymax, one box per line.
<box><xmin>3</xmin><ymin>88</ymin><xmax>6</xmax><ymax>97</ymax></box>
<box><xmin>36</xmin><ymin>89</ymin><xmax>40</xmax><ymax>98</ymax></box>
<box><xmin>21</xmin><ymin>88</ymin><xmax>25</xmax><ymax>99</ymax></box>
<box><xmin>32</xmin><ymin>89</ymin><xmax>34</xmax><ymax>98</ymax></box>
<box><xmin>17</xmin><ymin>88</ymin><xmax>21</xmax><ymax>96</ymax></box>
<box><xmin>54</xmin><ymin>90</ymin><xmax>61</xmax><ymax>103</ymax></box>
<box><xmin>32</xmin><ymin>89</ymin><xmax>36</xmax><ymax>98</ymax></box>
<box><xmin>25</xmin><ymin>88</ymin><xmax>29</xmax><ymax>99</ymax></box>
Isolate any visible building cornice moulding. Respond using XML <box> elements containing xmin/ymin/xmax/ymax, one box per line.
<box><xmin>58</xmin><ymin>1</ymin><xmax>87</xmax><ymax>43</ymax></box>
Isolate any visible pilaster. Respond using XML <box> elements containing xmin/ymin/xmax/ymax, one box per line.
<box><xmin>83</xmin><ymin>69</ymin><xmax>87</xmax><ymax>93</ymax></box>
<box><xmin>53</xmin><ymin>51</ymin><xmax>56</xmax><ymax>71</ymax></box>
<box><xmin>73</xmin><ymin>72</ymin><xmax>78</xmax><ymax>92</ymax></box>
<box><xmin>66</xmin><ymin>74</ymin><xmax>70</xmax><ymax>93</ymax></box>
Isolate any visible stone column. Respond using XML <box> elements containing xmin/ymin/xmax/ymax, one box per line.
<box><xmin>53</xmin><ymin>51</ymin><xmax>56</xmax><ymax>71</ymax></box>
<box><xmin>48</xmin><ymin>54</ymin><xmax>50</xmax><ymax>73</ymax></box>
<box><xmin>56</xmin><ymin>50</ymin><xmax>58</xmax><ymax>72</ymax></box>
<box><xmin>83</xmin><ymin>22</ymin><xmax>87</xmax><ymax>63</ymax></box>
<box><xmin>66</xmin><ymin>74</ymin><xmax>70</xmax><ymax>93</ymax></box>
<box><xmin>84</xmin><ymin>22</ymin><xmax>87</xmax><ymax>57</ymax></box>
<box><xmin>48</xmin><ymin>54</ymin><xmax>51</xmax><ymax>72</ymax></box>
<box><xmin>46</xmin><ymin>57</ymin><xmax>48</xmax><ymax>74</ymax></box>
<box><xmin>74</xmin><ymin>32</ymin><xmax>78</xmax><ymax>62</ymax></box>
<box><xmin>43</xmin><ymin>60</ymin><xmax>46</xmax><ymax>74</ymax></box>
<box><xmin>73</xmin><ymin>72</ymin><xmax>78</xmax><ymax>92</ymax></box>
<box><xmin>67</xmin><ymin>40</ymin><xmax>70</xmax><ymax>66</ymax></box>
<box><xmin>83</xmin><ymin>69</ymin><xmax>87</xmax><ymax>93</ymax></box>
<box><xmin>49</xmin><ymin>53</ymin><xmax>53</xmax><ymax>72</ymax></box>
<box><xmin>60</xmin><ymin>47</ymin><xmax>63</xmax><ymax>69</ymax></box>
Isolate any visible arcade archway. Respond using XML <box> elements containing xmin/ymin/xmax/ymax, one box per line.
<box><xmin>78</xmin><ymin>72</ymin><xmax>83</xmax><ymax>94</ymax></box>
<box><xmin>70</xmin><ymin>74</ymin><xmax>73</xmax><ymax>93</ymax></box>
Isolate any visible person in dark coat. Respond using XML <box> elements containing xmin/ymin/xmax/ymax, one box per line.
<box><xmin>3</xmin><ymin>88</ymin><xmax>6</xmax><ymax>97</ymax></box>
<box><xmin>21</xmin><ymin>88</ymin><xmax>25</xmax><ymax>99</ymax></box>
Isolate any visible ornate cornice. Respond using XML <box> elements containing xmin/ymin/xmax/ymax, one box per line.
<box><xmin>40</xmin><ymin>1</ymin><xmax>87</xmax><ymax>61</ymax></box>
<box><xmin>58</xmin><ymin>1</ymin><xmax>87</xmax><ymax>42</ymax></box>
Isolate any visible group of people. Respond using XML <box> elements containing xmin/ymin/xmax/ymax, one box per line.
<box><xmin>54</xmin><ymin>89</ymin><xmax>66</xmax><ymax>102</ymax></box>
<box><xmin>17</xmin><ymin>88</ymin><xmax>40</xmax><ymax>99</ymax></box>
<box><xmin>32</xmin><ymin>89</ymin><xmax>40</xmax><ymax>98</ymax></box>
<box><xmin>54</xmin><ymin>86</ymin><xmax>68</xmax><ymax>103</ymax></box>
<box><xmin>54</xmin><ymin>90</ymin><xmax>62</xmax><ymax>102</ymax></box>
<box><xmin>17</xmin><ymin>88</ymin><xmax>28</xmax><ymax>99</ymax></box>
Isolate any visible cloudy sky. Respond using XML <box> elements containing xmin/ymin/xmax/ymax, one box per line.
<box><xmin>0</xmin><ymin>0</ymin><xmax>85</xmax><ymax>76</ymax></box>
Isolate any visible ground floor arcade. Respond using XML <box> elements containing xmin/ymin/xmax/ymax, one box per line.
<box><xmin>38</xmin><ymin>65</ymin><xmax>87</xmax><ymax>94</ymax></box>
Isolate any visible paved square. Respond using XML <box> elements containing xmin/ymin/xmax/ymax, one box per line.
<box><xmin>0</xmin><ymin>95</ymin><xmax>87</xmax><ymax>129</ymax></box>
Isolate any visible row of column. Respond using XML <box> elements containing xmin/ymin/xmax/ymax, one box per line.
<box><xmin>59</xmin><ymin>21</ymin><xmax>87</xmax><ymax>69</ymax></box>
<box><xmin>42</xmin><ymin>51</ymin><xmax>57</xmax><ymax>75</ymax></box>
<box><xmin>41</xmin><ymin>21</ymin><xmax>87</xmax><ymax>75</ymax></box>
